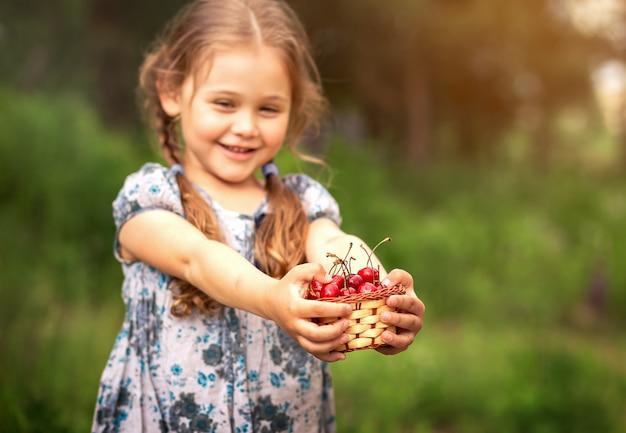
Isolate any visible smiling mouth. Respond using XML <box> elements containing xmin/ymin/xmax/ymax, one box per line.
<box><xmin>220</xmin><ymin>143</ymin><xmax>255</xmax><ymax>154</ymax></box>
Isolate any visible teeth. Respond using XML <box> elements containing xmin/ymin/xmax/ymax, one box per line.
<box><xmin>223</xmin><ymin>144</ymin><xmax>251</xmax><ymax>153</ymax></box>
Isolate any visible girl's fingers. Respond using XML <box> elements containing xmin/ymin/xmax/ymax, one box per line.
<box><xmin>290</xmin><ymin>262</ymin><xmax>331</xmax><ymax>286</ymax></box>
<box><xmin>296</xmin><ymin>319</ymin><xmax>350</xmax><ymax>362</ymax></box>
<box><xmin>387</xmin><ymin>293</ymin><xmax>426</xmax><ymax>321</ymax></box>
<box><xmin>375</xmin><ymin>331</ymin><xmax>411</xmax><ymax>355</ymax></box>
<box><xmin>382</xmin><ymin>268</ymin><xmax>414</xmax><ymax>290</ymax></box>
<box><xmin>314</xmin><ymin>350</ymin><xmax>347</xmax><ymax>363</ymax></box>
<box><xmin>307</xmin><ymin>299</ymin><xmax>352</xmax><ymax>320</ymax></box>
<box><xmin>299</xmin><ymin>317</ymin><xmax>349</xmax><ymax>342</ymax></box>
<box><xmin>380</xmin><ymin>299</ymin><xmax>424</xmax><ymax>333</ymax></box>
<box><xmin>376</xmin><ymin>291</ymin><xmax>425</xmax><ymax>354</ymax></box>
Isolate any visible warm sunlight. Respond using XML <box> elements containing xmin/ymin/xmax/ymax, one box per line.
<box><xmin>562</xmin><ymin>0</ymin><xmax>626</xmax><ymax>44</ymax></box>
<box><xmin>557</xmin><ymin>0</ymin><xmax>626</xmax><ymax>134</ymax></box>
<box><xmin>593</xmin><ymin>60</ymin><xmax>626</xmax><ymax>133</ymax></box>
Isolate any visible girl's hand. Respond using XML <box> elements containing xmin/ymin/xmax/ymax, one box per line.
<box><xmin>264</xmin><ymin>263</ymin><xmax>353</xmax><ymax>363</ymax></box>
<box><xmin>375</xmin><ymin>269</ymin><xmax>425</xmax><ymax>355</ymax></box>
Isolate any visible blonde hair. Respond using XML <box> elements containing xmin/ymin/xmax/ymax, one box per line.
<box><xmin>137</xmin><ymin>0</ymin><xmax>327</xmax><ymax>316</ymax></box>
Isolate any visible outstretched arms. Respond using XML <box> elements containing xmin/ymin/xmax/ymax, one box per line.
<box><xmin>119</xmin><ymin>210</ymin><xmax>424</xmax><ymax>361</ymax></box>
<box><xmin>118</xmin><ymin>209</ymin><xmax>352</xmax><ymax>362</ymax></box>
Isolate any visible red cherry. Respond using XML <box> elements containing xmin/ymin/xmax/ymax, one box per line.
<box><xmin>307</xmin><ymin>280</ymin><xmax>324</xmax><ymax>299</ymax></box>
<box><xmin>358</xmin><ymin>282</ymin><xmax>378</xmax><ymax>294</ymax></box>
<box><xmin>311</xmin><ymin>280</ymin><xmax>324</xmax><ymax>291</ymax></box>
<box><xmin>321</xmin><ymin>282</ymin><xmax>340</xmax><ymax>298</ymax></box>
<box><xmin>357</xmin><ymin>267</ymin><xmax>377</xmax><ymax>283</ymax></box>
<box><xmin>340</xmin><ymin>287</ymin><xmax>357</xmax><ymax>296</ymax></box>
<box><xmin>331</xmin><ymin>274</ymin><xmax>345</xmax><ymax>288</ymax></box>
<box><xmin>346</xmin><ymin>274</ymin><xmax>364</xmax><ymax>289</ymax></box>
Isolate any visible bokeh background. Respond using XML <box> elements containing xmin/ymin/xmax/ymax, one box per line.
<box><xmin>1</xmin><ymin>1</ymin><xmax>626</xmax><ymax>432</ymax></box>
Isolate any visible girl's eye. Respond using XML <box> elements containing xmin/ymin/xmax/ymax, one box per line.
<box><xmin>214</xmin><ymin>100</ymin><xmax>234</xmax><ymax>109</ymax></box>
<box><xmin>260</xmin><ymin>106</ymin><xmax>279</xmax><ymax>114</ymax></box>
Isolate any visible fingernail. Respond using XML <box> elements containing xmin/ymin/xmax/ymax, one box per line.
<box><xmin>381</xmin><ymin>278</ymin><xmax>391</xmax><ymax>288</ymax></box>
<box><xmin>380</xmin><ymin>312</ymin><xmax>391</xmax><ymax>322</ymax></box>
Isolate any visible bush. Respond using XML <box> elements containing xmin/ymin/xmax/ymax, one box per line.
<box><xmin>0</xmin><ymin>88</ymin><xmax>152</xmax><ymax>301</ymax></box>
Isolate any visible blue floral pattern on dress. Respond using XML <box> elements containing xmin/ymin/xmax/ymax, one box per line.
<box><xmin>92</xmin><ymin>163</ymin><xmax>341</xmax><ymax>432</ymax></box>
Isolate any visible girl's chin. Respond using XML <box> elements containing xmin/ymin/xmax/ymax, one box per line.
<box><xmin>213</xmin><ymin>171</ymin><xmax>257</xmax><ymax>185</ymax></box>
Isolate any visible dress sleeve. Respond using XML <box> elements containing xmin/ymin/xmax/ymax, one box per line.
<box><xmin>112</xmin><ymin>162</ymin><xmax>185</xmax><ymax>262</ymax></box>
<box><xmin>284</xmin><ymin>174</ymin><xmax>342</xmax><ymax>226</ymax></box>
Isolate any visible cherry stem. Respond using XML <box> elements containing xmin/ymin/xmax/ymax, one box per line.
<box><xmin>372</xmin><ymin>237</ymin><xmax>392</xmax><ymax>253</ymax></box>
<box><xmin>360</xmin><ymin>237</ymin><xmax>392</xmax><ymax>269</ymax></box>
<box><xmin>326</xmin><ymin>253</ymin><xmax>350</xmax><ymax>277</ymax></box>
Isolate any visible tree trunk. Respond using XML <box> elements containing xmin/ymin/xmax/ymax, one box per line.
<box><xmin>404</xmin><ymin>30</ymin><xmax>431</xmax><ymax>165</ymax></box>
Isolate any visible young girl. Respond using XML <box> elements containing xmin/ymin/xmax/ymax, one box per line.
<box><xmin>92</xmin><ymin>0</ymin><xmax>425</xmax><ymax>432</ymax></box>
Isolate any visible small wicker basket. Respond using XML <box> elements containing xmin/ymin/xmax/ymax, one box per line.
<box><xmin>316</xmin><ymin>284</ymin><xmax>406</xmax><ymax>352</ymax></box>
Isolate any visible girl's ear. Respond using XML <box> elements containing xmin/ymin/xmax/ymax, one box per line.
<box><xmin>157</xmin><ymin>79</ymin><xmax>181</xmax><ymax>117</ymax></box>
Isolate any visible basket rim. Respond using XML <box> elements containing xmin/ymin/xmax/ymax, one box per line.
<box><xmin>317</xmin><ymin>284</ymin><xmax>405</xmax><ymax>303</ymax></box>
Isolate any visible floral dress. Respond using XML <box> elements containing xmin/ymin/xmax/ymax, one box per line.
<box><xmin>92</xmin><ymin>163</ymin><xmax>342</xmax><ymax>433</ymax></box>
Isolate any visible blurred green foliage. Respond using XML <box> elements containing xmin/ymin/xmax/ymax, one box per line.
<box><xmin>0</xmin><ymin>89</ymin><xmax>149</xmax><ymax>432</ymax></box>
<box><xmin>0</xmin><ymin>88</ymin><xmax>153</xmax><ymax>302</ymax></box>
<box><xmin>1</xmin><ymin>89</ymin><xmax>625</xmax><ymax>432</ymax></box>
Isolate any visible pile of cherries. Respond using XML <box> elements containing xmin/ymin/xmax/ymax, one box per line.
<box><xmin>307</xmin><ymin>237</ymin><xmax>391</xmax><ymax>299</ymax></box>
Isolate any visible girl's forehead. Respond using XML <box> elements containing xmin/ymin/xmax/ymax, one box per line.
<box><xmin>190</xmin><ymin>45</ymin><xmax>291</xmax><ymax>86</ymax></box>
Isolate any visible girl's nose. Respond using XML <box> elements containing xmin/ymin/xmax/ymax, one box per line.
<box><xmin>231</xmin><ymin>110</ymin><xmax>259</xmax><ymax>137</ymax></box>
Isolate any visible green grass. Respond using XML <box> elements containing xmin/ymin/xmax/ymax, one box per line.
<box><xmin>1</xmin><ymin>292</ymin><xmax>123</xmax><ymax>433</ymax></box>
<box><xmin>1</xmin><ymin>89</ymin><xmax>625</xmax><ymax>432</ymax></box>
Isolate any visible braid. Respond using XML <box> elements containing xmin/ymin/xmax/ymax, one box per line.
<box><xmin>254</xmin><ymin>173</ymin><xmax>309</xmax><ymax>278</ymax></box>
<box><xmin>155</xmin><ymin>105</ymin><xmax>181</xmax><ymax>165</ymax></box>
<box><xmin>155</xmin><ymin>104</ymin><xmax>226</xmax><ymax>317</ymax></box>
<box><xmin>176</xmin><ymin>175</ymin><xmax>225</xmax><ymax>244</ymax></box>
<box><xmin>169</xmin><ymin>173</ymin><xmax>225</xmax><ymax>317</ymax></box>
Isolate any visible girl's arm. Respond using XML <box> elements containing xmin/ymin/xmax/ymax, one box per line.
<box><xmin>306</xmin><ymin>218</ymin><xmax>386</xmax><ymax>273</ymax></box>
<box><xmin>306</xmin><ymin>218</ymin><xmax>426</xmax><ymax>354</ymax></box>
<box><xmin>118</xmin><ymin>209</ymin><xmax>353</xmax><ymax>362</ymax></box>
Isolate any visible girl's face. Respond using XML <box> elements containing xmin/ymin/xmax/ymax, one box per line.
<box><xmin>160</xmin><ymin>46</ymin><xmax>292</xmax><ymax>187</ymax></box>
